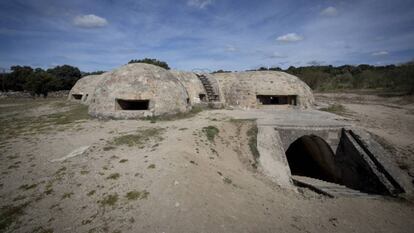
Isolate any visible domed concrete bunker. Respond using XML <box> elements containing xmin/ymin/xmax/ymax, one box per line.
<box><xmin>88</xmin><ymin>63</ymin><xmax>190</xmax><ymax>119</ymax></box>
<box><xmin>213</xmin><ymin>71</ymin><xmax>314</xmax><ymax>109</ymax></box>
<box><xmin>68</xmin><ymin>74</ymin><xmax>103</xmax><ymax>105</ymax></box>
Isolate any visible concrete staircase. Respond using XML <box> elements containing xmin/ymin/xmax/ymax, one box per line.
<box><xmin>197</xmin><ymin>74</ymin><xmax>219</xmax><ymax>102</ymax></box>
<box><xmin>292</xmin><ymin>175</ymin><xmax>380</xmax><ymax>198</ymax></box>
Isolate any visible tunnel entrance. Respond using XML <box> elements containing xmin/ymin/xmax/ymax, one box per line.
<box><xmin>286</xmin><ymin>135</ymin><xmax>341</xmax><ymax>183</ymax></box>
<box><xmin>280</xmin><ymin>129</ymin><xmax>407</xmax><ymax>196</ymax></box>
<box><xmin>257</xmin><ymin>95</ymin><xmax>297</xmax><ymax>105</ymax></box>
<box><xmin>72</xmin><ymin>94</ymin><xmax>83</xmax><ymax>100</ymax></box>
<box><xmin>116</xmin><ymin>99</ymin><xmax>149</xmax><ymax>110</ymax></box>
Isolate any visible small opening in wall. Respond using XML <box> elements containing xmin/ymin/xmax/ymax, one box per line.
<box><xmin>72</xmin><ymin>94</ymin><xmax>83</xmax><ymax>100</ymax></box>
<box><xmin>116</xmin><ymin>99</ymin><xmax>149</xmax><ymax>110</ymax></box>
<box><xmin>257</xmin><ymin>95</ymin><xmax>297</xmax><ymax>105</ymax></box>
<box><xmin>199</xmin><ymin>94</ymin><xmax>207</xmax><ymax>102</ymax></box>
<box><xmin>84</xmin><ymin>94</ymin><xmax>89</xmax><ymax>102</ymax></box>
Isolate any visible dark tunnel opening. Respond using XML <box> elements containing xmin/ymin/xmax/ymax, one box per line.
<box><xmin>72</xmin><ymin>94</ymin><xmax>83</xmax><ymax>100</ymax></box>
<box><xmin>286</xmin><ymin>135</ymin><xmax>341</xmax><ymax>184</ymax></box>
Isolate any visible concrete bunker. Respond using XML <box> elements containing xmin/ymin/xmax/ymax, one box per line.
<box><xmin>272</xmin><ymin>127</ymin><xmax>411</xmax><ymax>196</ymax></box>
<box><xmin>89</xmin><ymin>63</ymin><xmax>190</xmax><ymax>119</ymax></box>
<box><xmin>213</xmin><ymin>71</ymin><xmax>314</xmax><ymax>109</ymax></box>
<box><xmin>68</xmin><ymin>74</ymin><xmax>103</xmax><ymax>105</ymax></box>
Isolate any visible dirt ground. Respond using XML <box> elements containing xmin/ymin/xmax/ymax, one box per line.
<box><xmin>315</xmin><ymin>92</ymin><xmax>414</xmax><ymax>180</ymax></box>
<box><xmin>1</xmin><ymin>97</ymin><xmax>414</xmax><ymax>233</ymax></box>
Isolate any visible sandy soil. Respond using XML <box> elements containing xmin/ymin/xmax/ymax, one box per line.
<box><xmin>0</xmin><ymin>98</ymin><xmax>413</xmax><ymax>233</ymax></box>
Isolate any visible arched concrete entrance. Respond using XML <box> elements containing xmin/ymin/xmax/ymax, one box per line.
<box><xmin>286</xmin><ymin>135</ymin><xmax>341</xmax><ymax>184</ymax></box>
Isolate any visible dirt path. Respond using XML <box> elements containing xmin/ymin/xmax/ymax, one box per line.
<box><xmin>1</xmin><ymin>98</ymin><xmax>414</xmax><ymax>233</ymax></box>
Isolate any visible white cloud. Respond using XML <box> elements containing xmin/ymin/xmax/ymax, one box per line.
<box><xmin>371</xmin><ymin>51</ymin><xmax>389</xmax><ymax>56</ymax></box>
<box><xmin>187</xmin><ymin>0</ymin><xmax>214</xmax><ymax>9</ymax></box>
<box><xmin>276</xmin><ymin>33</ymin><xmax>304</xmax><ymax>42</ymax></box>
<box><xmin>224</xmin><ymin>45</ymin><xmax>237</xmax><ymax>52</ymax></box>
<box><xmin>320</xmin><ymin>6</ymin><xmax>338</xmax><ymax>17</ymax></box>
<box><xmin>73</xmin><ymin>14</ymin><xmax>108</xmax><ymax>28</ymax></box>
<box><xmin>269</xmin><ymin>52</ymin><xmax>287</xmax><ymax>58</ymax></box>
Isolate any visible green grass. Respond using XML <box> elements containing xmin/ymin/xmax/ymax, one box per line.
<box><xmin>0</xmin><ymin>100</ymin><xmax>89</xmax><ymax>141</ymax></box>
<box><xmin>320</xmin><ymin>104</ymin><xmax>347</xmax><ymax>115</ymax></box>
<box><xmin>119</xmin><ymin>159</ymin><xmax>128</xmax><ymax>163</ymax></box>
<box><xmin>99</xmin><ymin>194</ymin><xmax>118</xmax><ymax>207</ymax></box>
<box><xmin>106</xmin><ymin>173</ymin><xmax>120</xmax><ymax>180</ymax></box>
<box><xmin>125</xmin><ymin>190</ymin><xmax>150</xmax><ymax>200</ymax></box>
<box><xmin>111</xmin><ymin>128</ymin><xmax>164</xmax><ymax>147</ymax></box>
<box><xmin>247</xmin><ymin>123</ymin><xmax>260</xmax><ymax>168</ymax></box>
<box><xmin>147</xmin><ymin>164</ymin><xmax>156</xmax><ymax>169</ymax></box>
<box><xmin>0</xmin><ymin>202</ymin><xmax>30</xmax><ymax>232</ymax></box>
<box><xmin>202</xmin><ymin>126</ymin><xmax>219</xmax><ymax>142</ymax></box>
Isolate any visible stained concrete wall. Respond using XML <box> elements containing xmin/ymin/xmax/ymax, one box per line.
<box><xmin>89</xmin><ymin>63</ymin><xmax>190</xmax><ymax>119</ymax></box>
<box><xmin>213</xmin><ymin>71</ymin><xmax>314</xmax><ymax>109</ymax></box>
<box><xmin>68</xmin><ymin>74</ymin><xmax>103</xmax><ymax>105</ymax></box>
<box><xmin>170</xmin><ymin>71</ymin><xmax>206</xmax><ymax>104</ymax></box>
<box><xmin>276</xmin><ymin>127</ymin><xmax>342</xmax><ymax>153</ymax></box>
<box><xmin>257</xmin><ymin>126</ymin><xmax>296</xmax><ymax>190</ymax></box>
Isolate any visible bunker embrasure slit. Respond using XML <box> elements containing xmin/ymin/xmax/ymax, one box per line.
<box><xmin>257</xmin><ymin>95</ymin><xmax>297</xmax><ymax>105</ymax></box>
<box><xmin>116</xmin><ymin>99</ymin><xmax>149</xmax><ymax>110</ymax></box>
<box><xmin>72</xmin><ymin>94</ymin><xmax>83</xmax><ymax>100</ymax></box>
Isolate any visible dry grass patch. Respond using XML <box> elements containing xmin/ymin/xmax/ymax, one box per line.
<box><xmin>110</xmin><ymin>128</ymin><xmax>164</xmax><ymax>147</ymax></box>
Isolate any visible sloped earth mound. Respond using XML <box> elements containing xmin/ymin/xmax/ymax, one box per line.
<box><xmin>0</xmin><ymin>98</ymin><xmax>413</xmax><ymax>233</ymax></box>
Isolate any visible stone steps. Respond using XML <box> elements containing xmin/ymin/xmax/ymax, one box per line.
<box><xmin>292</xmin><ymin>175</ymin><xmax>381</xmax><ymax>198</ymax></box>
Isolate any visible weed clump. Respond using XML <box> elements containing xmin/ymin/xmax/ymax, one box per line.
<box><xmin>99</xmin><ymin>194</ymin><xmax>118</xmax><ymax>207</ymax></box>
<box><xmin>106</xmin><ymin>173</ymin><xmax>120</xmax><ymax>180</ymax></box>
<box><xmin>202</xmin><ymin>126</ymin><xmax>219</xmax><ymax>142</ymax></box>
<box><xmin>125</xmin><ymin>190</ymin><xmax>150</xmax><ymax>200</ymax></box>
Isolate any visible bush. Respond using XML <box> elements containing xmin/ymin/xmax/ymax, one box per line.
<box><xmin>128</xmin><ymin>58</ymin><xmax>170</xmax><ymax>70</ymax></box>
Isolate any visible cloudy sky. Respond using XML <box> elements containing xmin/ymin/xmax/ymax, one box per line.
<box><xmin>1</xmin><ymin>0</ymin><xmax>413</xmax><ymax>72</ymax></box>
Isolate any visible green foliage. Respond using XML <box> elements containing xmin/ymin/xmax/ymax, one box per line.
<box><xmin>202</xmin><ymin>126</ymin><xmax>219</xmax><ymax>142</ymax></box>
<box><xmin>111</xmin><ymin>128</ymin><xmax>164</xmax><ymax>147</ymax></box>
<box><xmin>248</xmin><ymin>62</ymin><xmax>414</xmax><ymax>93</ymax></box>
<box><xmin>0</xmin><ymin>64</ymin><xmax>103</xmax><ymax>94</ymax></box>
<box><xmin>0</xmin><ymin>202</ymin><xmax>30</xmax><ymax>232</ymax></box>
<box><xmin>125</xmin><ymin>190</ymin><xmax>150</xmax><ymax>200</ymax></box>
<box><xmin>128</xmin><ymin>58</ymin><xmax>170</xmax><ymax>70</ymax></box>
<box><xmin>99</xmin><ymin>194</ymin><xmax>118</xmax><ymax>207</ymax></box>
<box><xmin>247</xmin><ymin>124</ymin><xmax>259</xmax><ymax>168</ymax></box>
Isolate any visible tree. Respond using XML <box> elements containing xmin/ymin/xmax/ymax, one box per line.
<box><xmin>47</xmin><ymin>65</ymin><xmax>81</xmax><ymax>90</ymax></box>
<box><xmin>6</xmin><ymin>66</ymin><xmax>33</xmax><ymax>91</ymax></box>
<box><xmin>24</xmin><ymin>68</ymin><xmax>56</xmax><ymax>97</ymax></box>
<box><xmin>128</xmin><ymin>58</ymin><xmax>170</xmax><ymax>70</ymax></box>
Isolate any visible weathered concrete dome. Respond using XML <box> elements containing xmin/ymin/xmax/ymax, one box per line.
<box><xmin>170</xmin><ymin>70</ymin><xmax>206</xmax><ymax>104</ymax></box>
<box><xmin>213</xmin><ymin>71</ymin><xmax>314</xmax><ymax>109</ymax></box>
<box><xmin>89</xmin><ymin>63</ymin><xmax>190</xmax><ymax>119</ymax></box>
<box><xmin>68</xmin><ymin>74</ymin><xmax>102</xmax><ymax>105</ymax></box>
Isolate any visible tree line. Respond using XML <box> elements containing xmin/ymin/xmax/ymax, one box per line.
<box><xmin>0</xmin><ymin>65</ymin><xmax>85</xmax><ymax>97</ymax></box>
<box><xmin>1</xmin><ymin>59</ymin><xmax>413</xmax><ymax>97</ymax></box>
<box><xmin>215</xmin><ymin>61</ymin><xmax>414</xmax><ymax>94</ymax></box>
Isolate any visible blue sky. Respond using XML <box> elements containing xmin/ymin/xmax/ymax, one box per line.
<box><xmin>1</xmin><ymin>0</ymin><xmax>414</xmax><ymax>72</ymax></box>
